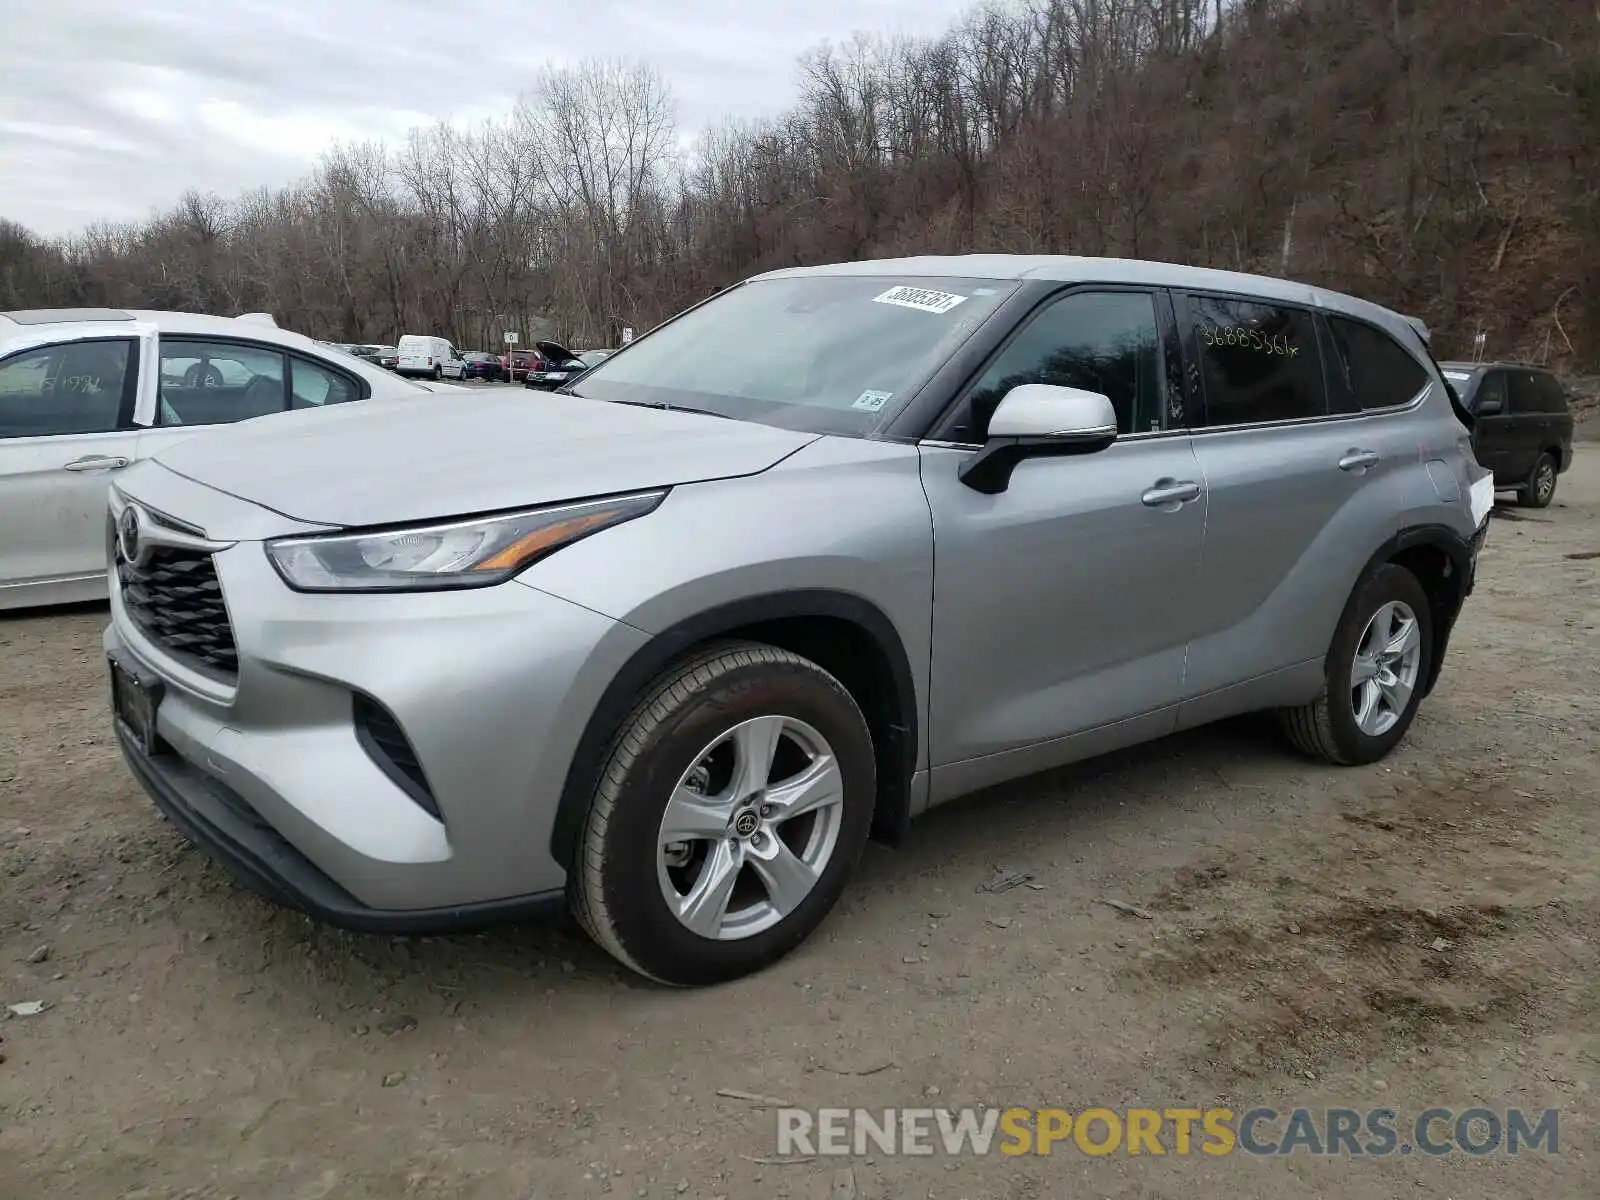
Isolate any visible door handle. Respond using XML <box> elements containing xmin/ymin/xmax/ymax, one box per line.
<box><xmin>1338</xmin><ymin>449</ymin><xmax>1380</xmax><ymax>473</ymax></box>
<box><xmin>63</xmin><ymin>455</ymin><xmax>131</xmax><ymax>472</ymax></box>
<box><xmin>1141</xmin><ymin>479</ymin><xmax>1202</xmax><ymax>508</ymax></box>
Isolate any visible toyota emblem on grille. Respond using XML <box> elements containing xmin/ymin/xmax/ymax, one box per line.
<box><xmin>117</xmin><ymin>505</ymin><xmax>146</xmax><ymax>567</ymax></box>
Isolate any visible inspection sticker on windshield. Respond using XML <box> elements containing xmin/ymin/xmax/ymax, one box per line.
<box><xmin>852</xmin><ymin>389</ymin><xmax>894</xmax><ymax>412</ymax></box>
<box><xmin>872</xmin><ymin>285</ymin><xmax>968</xmax><ymax>315</ymax></box>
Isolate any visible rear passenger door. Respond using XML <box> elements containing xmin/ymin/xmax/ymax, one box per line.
<box><xmin>137</xmin><ymin>336</ymin><xmax>364</xmax><ymax>460</ymax></box>
<box><xmin>1503</xmin><ymin>369</ymin><xmax>1548</xmax><ymax>482</ymax></box>
<box><xmin>1176</xmin><ymin>295</ymin><xmax>1421</xmax><ymax>709</ymax></box>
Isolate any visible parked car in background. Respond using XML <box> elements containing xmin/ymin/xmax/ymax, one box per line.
<box><xmin>0</xmin><ymin>307</ymin><xmax>433</xmax><ymax>610</ymax></box>
<box><xmin>579</xmin><ymin>349</ymin><xmax>615</xmax><ymax>368</ymax></box>
<box><xmin>523</xmin><ymin>340</ymin><xmax>591</xmax><ymax>390</ymax></box>
<box><xmin>500</xmin><ymin>348</ymin><xmax>543</xmax><ymax>382</ymax></box>
<box><xmin>396</xmin><ymin>335</ymin><xmax>463</xmax><ymax>380</ymax></box>
<box><xmin>102</xmin><ymin>256</ymin><xmax>1493</xmax><ymax>987</ymax></box>
<box><xmin>1440</xmin><ymin>361</ymin><xmax>1575</xmax><ymax>508</ymax></box>
<box><xmin>459</xmin><ymin>352</ymin><xmax>505</xmax><ymax>381</ymax></box>
<box><xmin>348</xmin><ymin>344</ymin><xmax>400</xmax><ymax>371</ymax></box>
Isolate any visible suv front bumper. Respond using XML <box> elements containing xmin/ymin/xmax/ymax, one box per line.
<box><xmin>115</xmin><ymin>721</ymin><xmax>564</xmax><ymax>932</ymax></box>
<box><xmin>105</xmin><ymin>469</ymin><xmax>651</xmax><ymax>927</ymax></box>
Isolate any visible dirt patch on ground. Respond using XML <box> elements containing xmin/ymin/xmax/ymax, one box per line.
<box><xmin>2</xmin><ymin>453</ymin><xmax>1599</xmax><ymax>1199</ymax></box>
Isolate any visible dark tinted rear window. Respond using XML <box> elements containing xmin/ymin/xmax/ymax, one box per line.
<box><xmin>1190</xmin><ymin>295</ymin><xmax>1326</xmax><ymax>426</ymax></box>
<box><xmin>1508</xmin><ymin>369</ymin><xmax>1549</xmax><ymax>414</ymax></box>
<box><xmin>1536</xmin><ymin>373</ymin><xmax>1569</xmax><ymax>414</ymax></box>
<box><xmin>1323</xmin><ymin>315</ymin><xmax>1430</xmax><ymax>411</ymax></box>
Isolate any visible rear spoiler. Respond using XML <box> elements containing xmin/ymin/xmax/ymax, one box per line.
<box><xmin>1404</xmin><ymin>315</ymin><xmax>1431</xmax><ymax>348</ymax></box>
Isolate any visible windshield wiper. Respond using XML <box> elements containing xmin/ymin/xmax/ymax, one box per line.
<box><xmin>603</xmin><ymin>398</ymin><xmax>736</xmax><ymax>421</ymax></box>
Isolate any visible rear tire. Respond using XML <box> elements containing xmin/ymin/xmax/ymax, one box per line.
<box><xmin>1517</xmin><ymin>452</ymin><xmax>1557</xmax><ymax>508</ymax></box>
<box><xmin>1278</xmin><ymin>563</ymin><xmax>1433</xmax><ymax>766</ymax></box>
<box><xmin>570</xmin><ymin>641</ymin><xmax>876</xmax><ymax>986</ymax></box>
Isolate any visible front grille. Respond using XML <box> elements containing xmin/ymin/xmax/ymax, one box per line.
<box><xmin>118</xmin><ymin>548</ymin><xmax>238</xmax><ymax>675</ymax></box>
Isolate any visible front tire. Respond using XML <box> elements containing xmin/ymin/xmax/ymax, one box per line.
<box><xmin>1517</xmin><ymin>452</ymin><xmax>1557</xmax><ymax>508</ymax></box>
<box><xmin>570</xmin><ymin>642</ymin><xmax>876</xmax><ymax>986</ymax></box>
<box><xmin>1278</xmin><ymin>563</ymin><xmax>1433</xmax><ymax>766</ymax></box>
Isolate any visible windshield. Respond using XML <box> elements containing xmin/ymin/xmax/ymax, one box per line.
<box><xmin>569</xmin><ymin>275</ymin><xmax>1017</xmax><ymax>435</ymax></box>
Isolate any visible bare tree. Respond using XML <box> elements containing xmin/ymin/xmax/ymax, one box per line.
<box><xmin>2</xmin><ymin>0</ymin><xmax>1590</xmax><ymax>367</ymax></box>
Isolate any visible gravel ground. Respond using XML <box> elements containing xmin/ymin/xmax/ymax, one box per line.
<box><xmin>1</xmin><ymin>451</ymin><xmax>1597</xmax><ymax>1200</ymax></box>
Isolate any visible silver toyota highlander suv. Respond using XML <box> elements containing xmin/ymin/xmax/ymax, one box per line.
<box><xmin>105</xmin><ymin>255</ymin><xmax>1494</xmax><ymax>986</ymax></box>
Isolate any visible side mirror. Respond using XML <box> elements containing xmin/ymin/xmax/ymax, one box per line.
<box><xmin>957</xmin><ymin>384</ymin><xmax>1119</xmax><ymax>494</ymax></box>
<box><xmin>1475</xmin><ymin>395</ymin><xmax>1503</xmax><ymax>416</ymax></box>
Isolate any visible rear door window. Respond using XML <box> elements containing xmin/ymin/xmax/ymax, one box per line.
<box><xmin>1507</xmin><ymin>369</ymin><xmax>1546</xmax><ymax>415</ymax></box>
<box><xmin>0</xmin><ymin>338</ymin><xmax>136</xmax><ymax>438</ymax></box>
<box><xmin>1323</xmin><ymin>315</ymin><xmax>1430</xmax><ymax>411</ymax></box>
<box><xmin>158</xmin><ymin>340</ymin><xmax>288</xmax><ymax>426</ymax></box>
<box><xmin>290</xmin><ymin>356</ymin><xmax>362</xmax><ymax>408</ymax></box>
<box><xmin>1535</xmin><ymin>373</ymin><xmax>1569</xmax><ymax>414</ymax></box>
<box><xmin>1189</xmin><ymin>295</ymin><xmax>1326</xmax><ymax>426</ymax></box>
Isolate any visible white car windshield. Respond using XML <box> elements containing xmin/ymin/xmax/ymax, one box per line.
<box><xmin>569</xmin><ymin>275</ymin><xmax>1017</xmax><ymax>436</ymax></box>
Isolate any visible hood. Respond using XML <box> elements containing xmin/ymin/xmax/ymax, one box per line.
<box><xmin>536</xmin><ymin>339</ymin><xmax>577</xmax><ymax>362</ymax></box>
<box><xmin>151</xmin><ymin>391</ymin><xmax>820</xmax><ymax>528</ymax></box>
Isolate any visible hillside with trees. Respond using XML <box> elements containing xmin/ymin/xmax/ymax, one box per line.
<box><xmin>1</xmin><ymin>0</ymin><xmax>1594</xmax><ymax>369</ymax></box>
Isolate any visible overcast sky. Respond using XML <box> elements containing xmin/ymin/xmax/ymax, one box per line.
<box><xmin>0</xmin><ymin>0</ymin><xmax>975</xmax><ymax>239</ymax></box>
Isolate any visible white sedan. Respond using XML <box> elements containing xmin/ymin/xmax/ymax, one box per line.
<box><xmin>0</xmin><ymin>307</ymin><xmax>459</xmax><ymax>611</ymax></box>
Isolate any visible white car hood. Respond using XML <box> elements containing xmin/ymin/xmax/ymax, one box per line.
<box><xmin>150</xmin><ymin>391</ymin><xmax>820</xmax><ymax>528</ymax></box>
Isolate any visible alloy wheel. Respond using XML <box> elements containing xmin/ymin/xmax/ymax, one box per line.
<box><xmin>656</xmin><ymin>715</ymin><xmax>845</xmax><ymax>941</ymax></box>
<box><xmin>1535</xmin><ymin>460</ymin><xmax>1556</xmax><ymax>504</ymax></box>
<box><xmin>1350</xmin><ymin>600</ymin><xmax>1423</xmax><ymax>737</ymax></box>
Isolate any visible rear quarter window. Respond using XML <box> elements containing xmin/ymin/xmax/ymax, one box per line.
<box><xmin>1323</xmin><ymin>315</ymin><xmax>1430</xmax><ymax>411</ymax></box>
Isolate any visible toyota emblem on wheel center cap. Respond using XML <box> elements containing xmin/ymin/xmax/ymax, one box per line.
<box><xmin>733</xmin><ymin>809</ymin><xmax>760</xmax><ymax>838</ymax></box>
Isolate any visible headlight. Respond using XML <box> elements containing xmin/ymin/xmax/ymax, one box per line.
<box><xmin>265</xmin><ymin>490</ymin><xmax>666</xmax><ymax>592</ymax></box>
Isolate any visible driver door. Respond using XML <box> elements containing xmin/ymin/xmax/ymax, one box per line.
<box><xmin>917</xmin><ymin>288</ymin><xmax>1205</xmax><ymax>801</ymax></box>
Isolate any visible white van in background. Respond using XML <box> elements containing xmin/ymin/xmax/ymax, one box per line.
<box><xmin>395</xmin><ymin>335</ymin><xmax>462</xmax><ymax>379</ymax></box>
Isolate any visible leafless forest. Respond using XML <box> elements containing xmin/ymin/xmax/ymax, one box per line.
<box><xmin>1</xmin><ymin>0</ymin><xmax>1594</xmax><ymax>364</ymax></box>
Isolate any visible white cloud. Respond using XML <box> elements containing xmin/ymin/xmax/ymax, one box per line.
<box><xmin>0</xmin><ymin>0</ymin><xmax>977</xmax><ymax>237</ymax></box>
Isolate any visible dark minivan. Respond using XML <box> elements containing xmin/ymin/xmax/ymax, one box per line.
<box><xmin>1441</xmin><ymin>362</ymin><xmax>1574</xmax><ymax>507</ymax></box>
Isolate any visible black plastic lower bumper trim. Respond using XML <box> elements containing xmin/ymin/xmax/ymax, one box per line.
<box><xmin>116</xmin><ymin>725</ymin><xmax>565</xmax><ymax>935</ymax></box>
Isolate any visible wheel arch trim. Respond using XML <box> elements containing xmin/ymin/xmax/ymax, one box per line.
<box><xmin>550</xmin><ymin>589</ymin><xmax>920</xmax><ymax>871</ymax></box>
<box><xmin>1352</xmin><ymin>522</ymin><xmax>1475</xmax><ymax>699</ymax></box>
